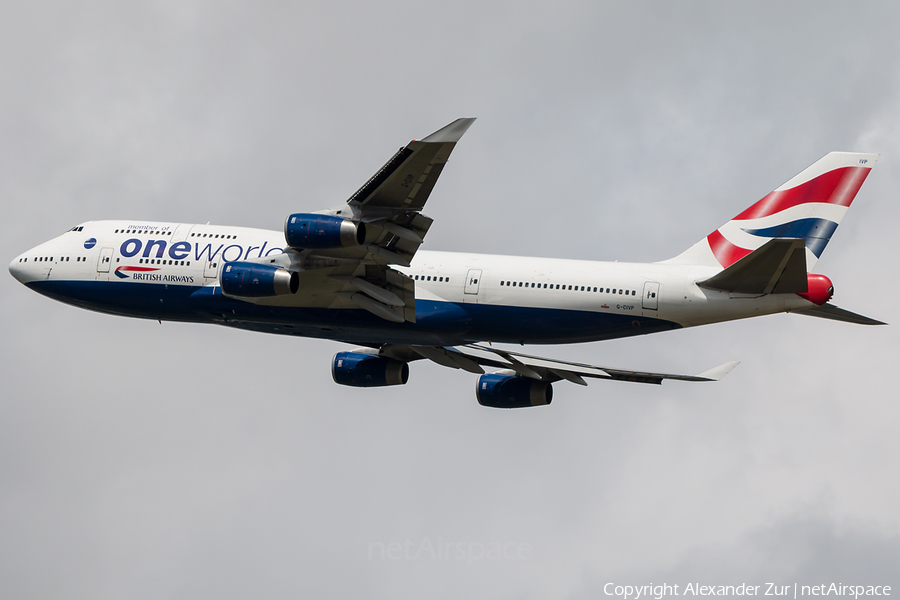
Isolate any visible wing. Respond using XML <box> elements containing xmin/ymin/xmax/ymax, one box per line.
<box><xmin>374</xmin><ymin>343</ymin><xmax>739</xmax><ymax>386</ymax></box>
<box><xmin>320</xmin><ymin>119</ymin><xmax>475</xmax><ymax>321</ymax></box>
<box><xmin>341</xmin><ymin>117</ymin><xmax>476</xmax><ymax>270</ymax></box>
<box><xmin>232</xmin><ymin>119</ymin><xmax>476</xmax><ymax>324</ymax></box>
<box><xmin>348</xmin><ymin>118</ymin><xmax>476</xmax><ymax>212</ymax></box>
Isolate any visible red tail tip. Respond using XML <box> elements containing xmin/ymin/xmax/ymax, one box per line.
<box><xmin>797</xmin><ymin>274</ymin><xmax>834</xmax><ymax>306</ymax></box>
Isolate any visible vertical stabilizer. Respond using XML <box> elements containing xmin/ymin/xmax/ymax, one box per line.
<box><xmin>663</xmin><ymin>152</ymin><xmax>878</xmax><ymax>270</ymax></box>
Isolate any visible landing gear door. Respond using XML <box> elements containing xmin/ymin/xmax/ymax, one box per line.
<box><xmin>642</xmin><ymin>281</ymin><xmax>660</xmax><ymax>310</ymax></box>
<box><xmin>464</xmin><ymin>269</ymin><xmax>482</xmax><ymax>295</ymax></box>
<box><xmin>97</xmin><ymin>247</ymin><xmax>113</xmax><ymax>273</ymax></box>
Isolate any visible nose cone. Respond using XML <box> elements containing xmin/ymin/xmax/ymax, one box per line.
<box><xmin>9</xmin><ymin>256</ymin><xmax>28</xmax><ymax>284</ymax></box>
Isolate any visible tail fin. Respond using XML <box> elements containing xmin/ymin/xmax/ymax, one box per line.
<box><xmin>665</xmin><ymin>152</ymin><xmax>878</xmax><ymax>270</ymax></box>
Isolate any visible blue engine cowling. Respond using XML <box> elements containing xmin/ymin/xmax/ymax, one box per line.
<box><xmin>332</xmin><ymin>352</ymin><xmax>409</xmax><ymax>387</ymax></box>
<box><xmin>284</xmin><ymin>213</ymin><xmax>366</xmax><ymax>249</ymax></box>
<box><xmin>476</xmin><ymin>373</ymin><xmax>553</xmax><ymax>408</ymax></box>
<box><xmin>220</xmin><ymin>262</ymin><xmax>299</xmax><ymax>297</ymax></box>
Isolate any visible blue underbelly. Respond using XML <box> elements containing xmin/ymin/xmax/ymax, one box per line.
<box><xmin>27</xmin><ymin>280</ymin><xmax>680</xmax><ymax>346</ymax></box>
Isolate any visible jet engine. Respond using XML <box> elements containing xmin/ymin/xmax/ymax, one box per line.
<box><xmin>332</xmin><ymin>352</ymin><xmax>409</xmax><ymax>387</ymax></box>
<box><xmin>220</xmin><ymin>262</ymin><xmax>299</xmax><ymax>297</ymax></box>
<box><xmin>476</xmin><ymin>373</ymin><xmax>553</xmax><ymax>408</ymax></box>
<box><xmin>285</xmin><ymin>213</ymin><xmax>366</xmax><ymax>249</ymax></box>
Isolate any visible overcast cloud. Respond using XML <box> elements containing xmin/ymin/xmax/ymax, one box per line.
<box><xmin>2</xmin><ymin>2</ymin><xmax>899</xmax><ymax>598</ymax></box>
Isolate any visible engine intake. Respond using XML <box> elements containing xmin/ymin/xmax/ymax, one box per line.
<box><xmin>285</xmin><ymin>213</ymin><xmax>365</xmax><ymax>249</ymax></box>
<box><xmin>220</xmin><ymin>262</ymin><xmax>299</xmax><ymax>297</ymax></box>
<box><xmin>332</xmin><ymin>352</ymin><xmax>409</xmax><ymax>387</ymax></box>
<box><xmin>476</xmin><ymin>373</ymin><xmax>553</xmax><ymax>408</ymax></box>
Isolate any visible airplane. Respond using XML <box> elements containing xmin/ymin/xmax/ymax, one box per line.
<box><xmin>8</xmin><ymin>118</ymin><xmax>885</xmax><ymax>408</ymax></box>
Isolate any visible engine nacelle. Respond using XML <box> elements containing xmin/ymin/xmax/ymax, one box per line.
<box><xmin>797</xmin><ymin>273</ymin><xmax>834</xmax><ymax>306</ymax></box>
<box><xmin>220</xmin><ymin>262</ymin><xmax>299</xmax><ymax>297</ymax></box>
<box><xmin>285</xmin><ymin>213</ymin><xmax>365</xmax><ymax>249</ymax></box>
<box><xmin>332</xmin><ymin>352</ymin><xmax>409</xmax><ymax>387</ymax></box>
<box><xmin>476</xmin><ymin>373</ymin><xmax>553</xmax><ymax>408</ymax></box>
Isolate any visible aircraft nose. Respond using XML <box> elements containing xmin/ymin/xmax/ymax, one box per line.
<box><xmin>9</xmin><ymin>256</ymin><xmax>28</xmax><ymax>284</ymax></box>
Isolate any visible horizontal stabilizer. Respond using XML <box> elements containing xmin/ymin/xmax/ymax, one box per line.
<box><xmin>791</xmin><ymin>303</ymin><xmax>886</xmax><ymax>325</ymax></box>
<box><xmin>698</xmin><ymin>238</ymin><xmax>808</xmax><ymax>294</ymax></box>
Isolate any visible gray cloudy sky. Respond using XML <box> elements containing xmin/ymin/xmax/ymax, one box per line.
<box><xmin>2</xmin><ymin>2</ymin><xmax>899</xmax><ymax>598</ymax></box>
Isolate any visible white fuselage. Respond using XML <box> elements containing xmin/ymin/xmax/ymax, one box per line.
<box><xmin>9</xmin><ymin>220</ymin><xmax>817</xmax><ymax>346</ymax></box>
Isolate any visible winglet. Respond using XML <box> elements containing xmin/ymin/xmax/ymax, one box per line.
<box><xmin>695</xmin><ymin>361</ymin><xmax>740</xmax><ymax>381</ymax></box>
<box><xmin>420</xmin><ymin>118</ymin><xmax>476</xmax><ymax>143</ymax></box>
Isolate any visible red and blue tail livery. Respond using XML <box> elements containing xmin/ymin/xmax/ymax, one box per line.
<box><xmin>670</xmin><ymin>152</ymin><xmax>877</xmax><ymax>270</ymax></box>
<box><xmin>8</xmin><ymin>120</ymin><xmax>885</xmax><ymax>408</ymax></box>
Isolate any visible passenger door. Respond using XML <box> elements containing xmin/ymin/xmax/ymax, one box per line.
<box><xmin>97</xmin><ymin>247</ymin><xmax>113</xmax><ymax>273</ymax></box>
<box><xmin>463</xmin><ymin>269</ymin><xmax>482</xmax><ymax>303</ymax></box>
<box><xmin>642</xmin><ymin>281</ymin><xmax>660</xmax><ymax>310</ymax></box>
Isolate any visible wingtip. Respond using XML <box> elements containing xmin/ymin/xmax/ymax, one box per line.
<box><xmin>696</xmin><ymin>361</ymin><xmax>740</xmax><ymax>381</ymax></box>
<box><xmin>420</xmin><ymin>117</ymin><xmax>477</xmax><ymax>143</ymax></box>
